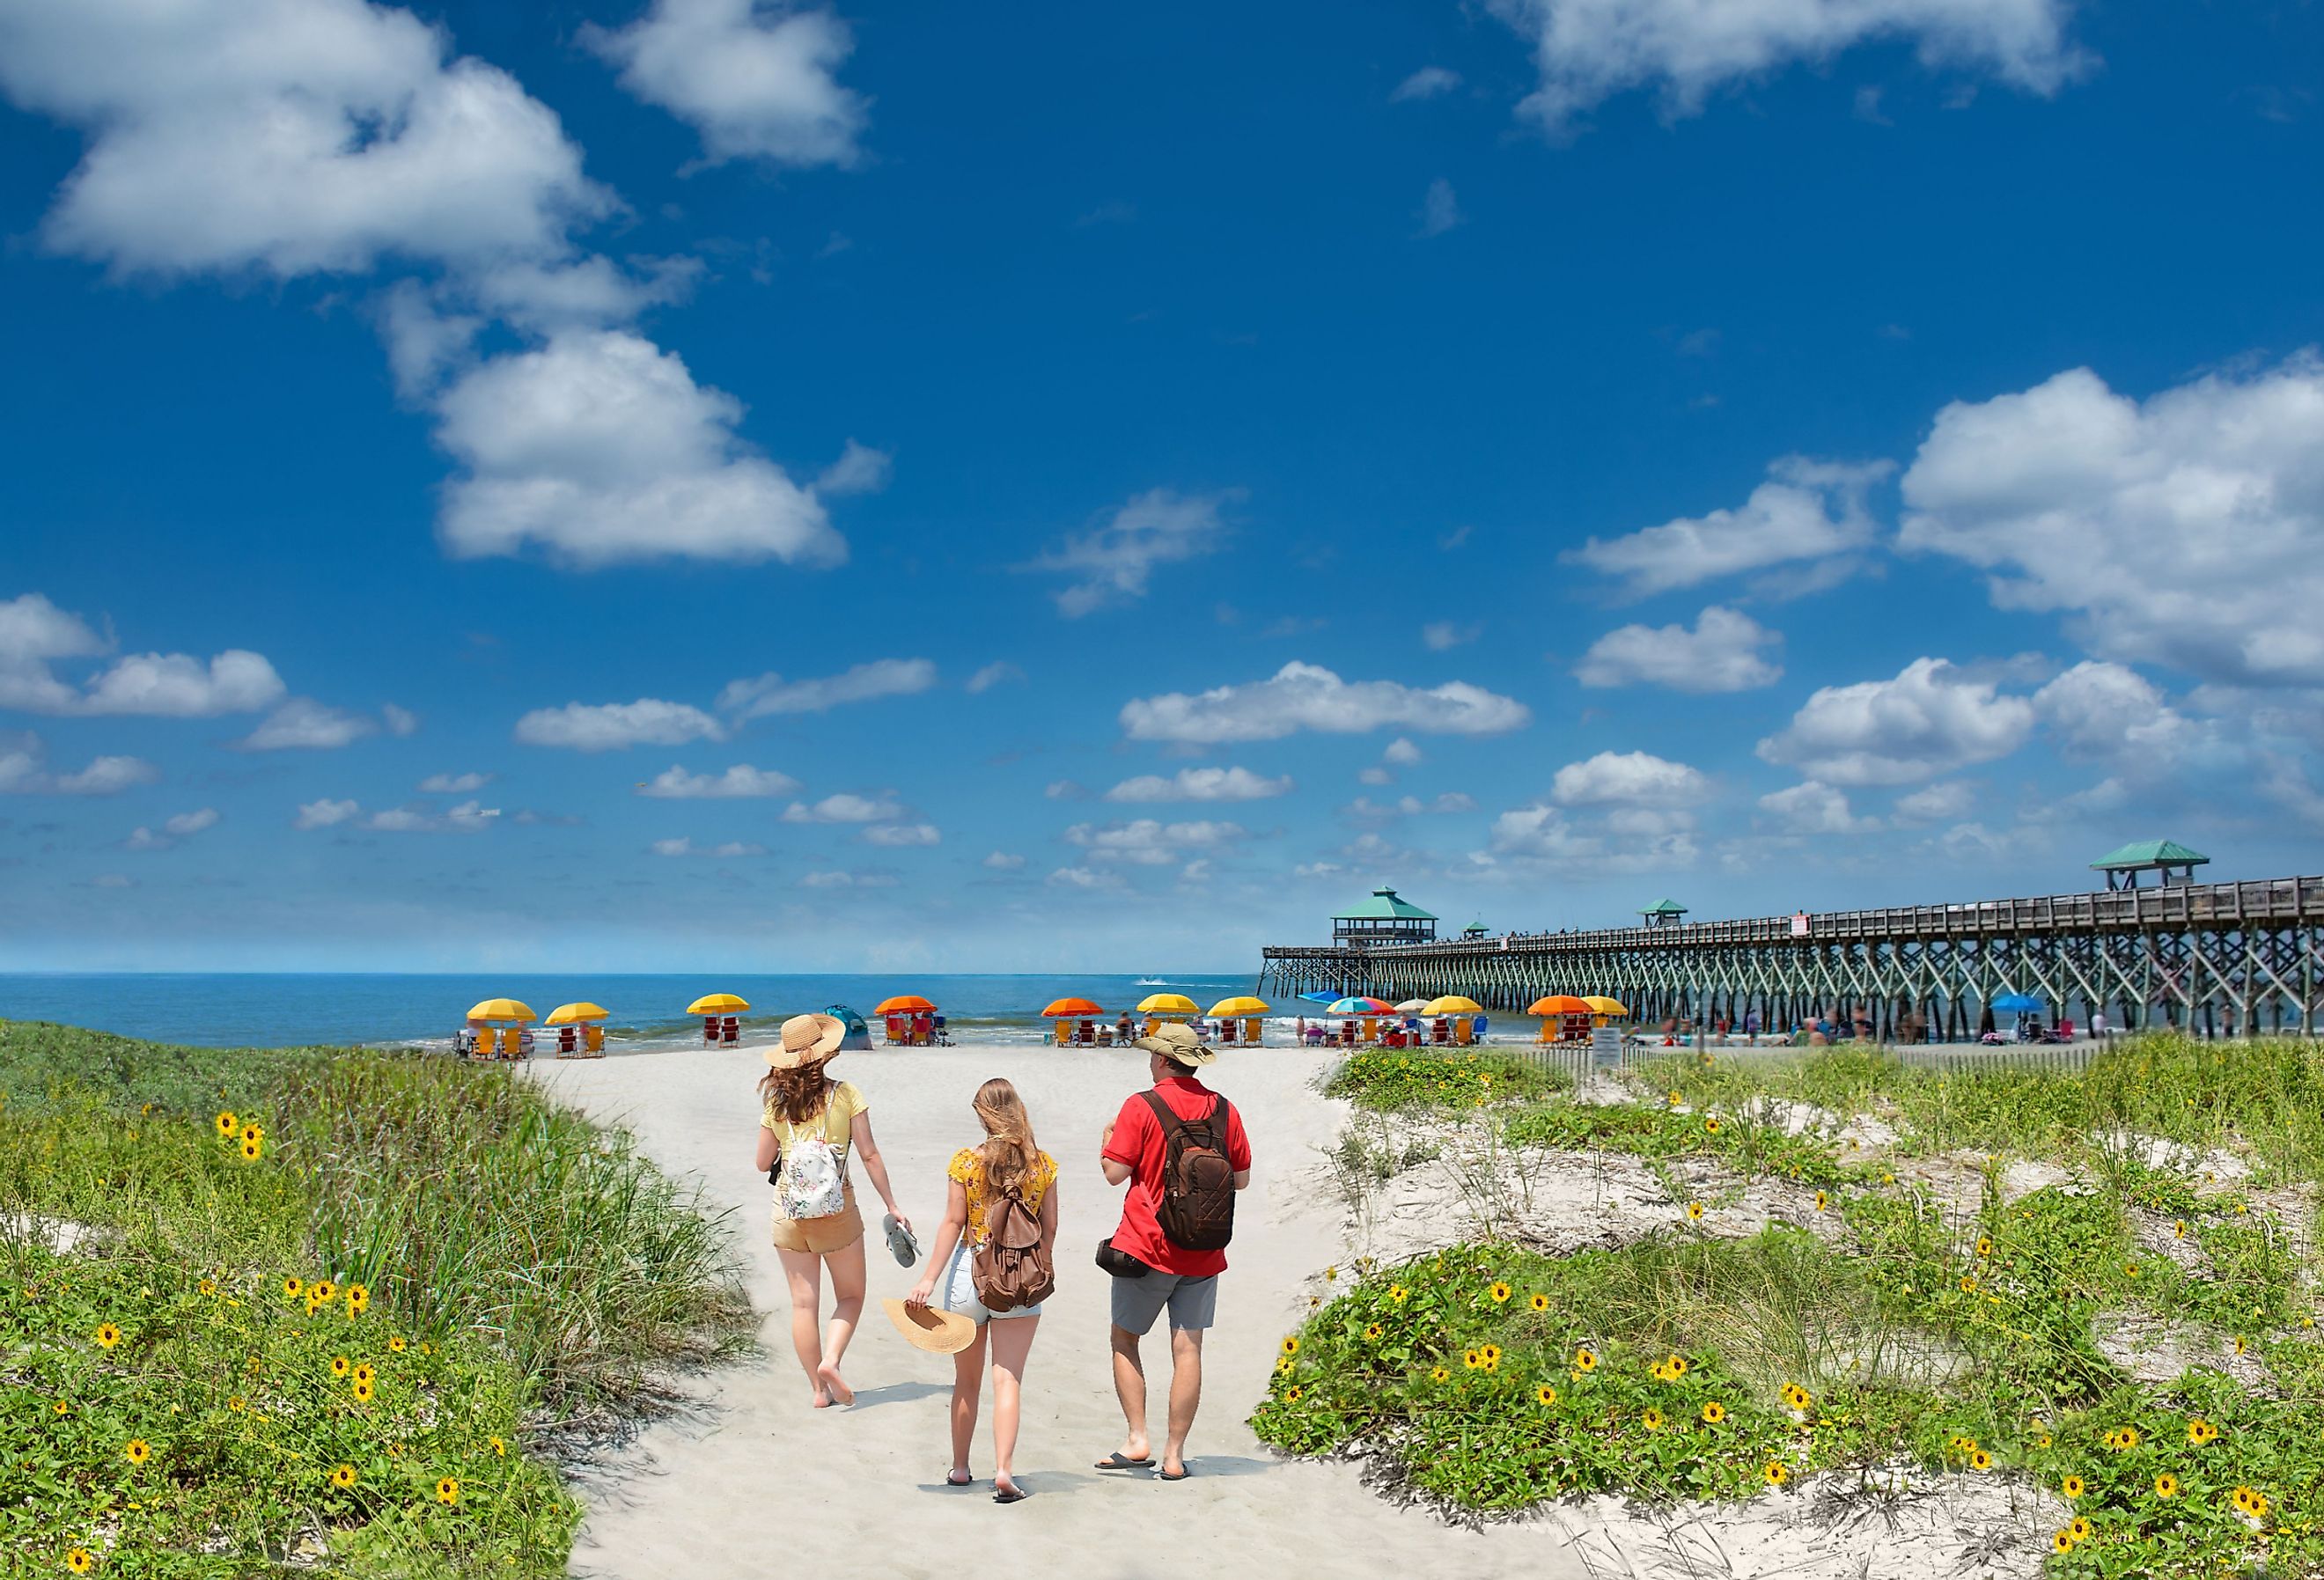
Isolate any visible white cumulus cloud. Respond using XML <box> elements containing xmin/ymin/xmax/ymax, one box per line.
<box><xmin>862</xmin><ymin>821</ymin><xmax>939</xmax><ymax>847</ymax></box>
<box><xmin>1484</xmin><ymin>0</ymin><xmax>2089</xmax><ymax>136</ymax></box>
<box><xmin>236</xmin><ymin>698</ymin><xmax>377</xmax><ymax>751</ymax></box>
<box><xmin>1551</xmin><ymin>750</ymin><xmax>1710</xmax><ymax>807</ymax></box>
<box><xmin>1390</xmin><ymin>66</ymin><xmax>1462</xmax><ymax>101</ymax></box>
<box><xmin>515</xmin><ymin>698</ymin><xmax>725</xmax><ymax>751</ymax></box>
<box><xmin>982</xmin><ymin>851</ymin><xmax>1026</xmax><ymax>871</ymax></box>
<box><xmin>1122</xmin><ymin>662</ymin><xmax>1529</xmax><ymax>744</ymax></box>
<box><xmin>1901</xmin><ymin>355</ymin><xmax>2324</xmax><ymax>686</ymax></box>
<box><xmin>1757</xmin><ymin>780</ymin><xmax>1876</xmax><ymax>834</ymax></box>
<box><xmin>965</xmin><ymin>661</ymin><xmax>1024</xmax><ymax>694</ymax></box>
<box><xmin>1065</xmin><ymin>819</ymin><xmax>1245</xmax><ymax>865</ymax></box>
<box><xmin>419</xmin><ymin>771</ymin><xmax>493</xmax><ymax>794</ymax></box>
<box><xmin>293</xmin><ymin>797</ymin><xmax>361</xmax><ymax>830</ymax></box>
<box><xmin>636</xmin><ymin>763</ymin><xmax>801</xmax><ymax>797</ymax></box>
<box><xmin>650</xmin><ymin>835</ymin><xmax>767</xmax><ymax>857</ymax></box>
<box><xmin>1757</xmin><ymin>657</ymin><xmax>2036</xmax><ymax>785</ymax></box>
<box><xmin>1576</xmin><ymin>606</ymin><xmax>1783</xmax><ymax>692</ymax></box>
<box><xmin>1033</xmin><ymin>489</ymin><xmax>1237</xmax><ymax>618</ymax></box>
<box><xmin>1104</xmin><ymin>766</ymin><xmax>1293</xmax><ymax>803</ymax></box>
<box><xmin>717</xmin><ymin>658</ymin><xmax>937</xmax><ymax>719</ymax></box>
<box><xmin>0</xmin><ymin>732</ymin><xmax>158</xmax><ymax>796</ymax></box>
<box><xmin>1566</xmin><ymin>458</ymin><xmax>1890</xmax><ymax>599</ymax></box>
<box><xmin>585</xmin><ymin>0</ymin><xmax>867</xmax><ymax>169</ymax></box>
<box><xmin>2033</xmin><ymin>661</ymin><xmax>2202</xmax><ymax>760</ymax></box>
<box><xmin>783</xmin><ymin>792</ymin><xmax>902</xmax><ymax>824</ymax></box>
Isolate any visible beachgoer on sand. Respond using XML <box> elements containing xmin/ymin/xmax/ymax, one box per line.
<box><xmin>756</xmin><ymin>1013</ymin><xmax>912</xmax><ymax>1409</ymax></box>
<box><xmin>903</xmin><ymin>1077</ymin><xmax>1059</xmax><ymax>1503</ymax></box>
<box><xmin>1095</xmin><ymin>1021</ymin><xmax>1252</xmax><ymax>1481</ymax></box>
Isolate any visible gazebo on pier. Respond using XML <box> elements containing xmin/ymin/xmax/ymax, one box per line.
<box><xmin>1460</xmin><ymin>917</ymin><xmax>1489</xmax><ymax>940</ymax></box>
<box><xmin>2092</xmin><ymin>841</ymin><xmax>2210</xmax><ymax>891</ymax></box>
<box><xmin>1335</xmin><ymin>887</ymin><xmax>1438</xmax><ymax>947</ymax></box>
<box><xmin>1639</xmin><ymin>899</ymin><xmax>1688</xmax><ymax>929</ymax></box>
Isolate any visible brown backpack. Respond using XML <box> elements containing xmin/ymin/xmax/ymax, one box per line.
<box><xmin>1140</xmin><ymin>1091</ymin><xmax>1237</xmax><ymax>1251</ymax></box>
<box><xmin>971</xmin><ymin>1179</ymin><xmax>1055</xmax><ymax>1312</ymax></box>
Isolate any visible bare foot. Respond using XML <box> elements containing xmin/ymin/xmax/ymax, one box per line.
<box><xmin>816</xmin><ymin>1363</ymin><xmax>854</xmax><ymax>1406</ymax></box>
<box><xmin>811</xmin><ymin>1386</ymin><xmax>833</xmax><ymax>1409</ymax></box>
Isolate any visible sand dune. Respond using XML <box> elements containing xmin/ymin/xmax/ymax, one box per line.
<box><xmin>527</xmin><ymin>1042</ymin><xmax>1608</xmax><ymax>1579</ymax></box>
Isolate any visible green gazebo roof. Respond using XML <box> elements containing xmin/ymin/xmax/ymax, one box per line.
<box><xmin>1639</xmin><ymin>899</ymin><xmax>1688</xmax><ymax>915</ymax></box>
<box><xmin>1460</xmin><ymin>917</ymin><xmax>1489</xmax><ymax>935</ymax></box>
<box><xmin>1335</xmin><ymin>886</ymin><xmax>1438</xmax><ymax>922</ymax></box>
<box><xmin>2091</xmin><ymin>841</ymin><xmax>2210</xmax><ymax>871</ymax></box>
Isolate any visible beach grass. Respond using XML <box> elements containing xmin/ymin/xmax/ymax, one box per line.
<box><xmin>1264</xmin><ymin>1033</ymin><xmax>2324</xmax><ymax>1573</ymax></box>
<box><xmin>1323</xmin><ymin>1047</ymin><xmax>1567</xmax><ymax>1111</ymax></box>
<box><xmin>0</xmin><ymin>1018</ymin><xmax>754</xmax><ymax>1576</ymax></box>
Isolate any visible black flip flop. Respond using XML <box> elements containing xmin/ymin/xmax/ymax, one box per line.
<box><xmin>945</xmin><ymin>1470</ymin><xmax>974</xmax><ymax>1487</ymax></box>
<box><xmin>993</xmin><ymin>1483</ymin><xmax>1028</xmax><ymax>1504</ymax></box>
<box><xmin>1157</xmin><ymin>1466</ymin><xmax>1190</xmax><ymax>1481</ymax></box>
<box><xmin>1093</xmin><ymin>1451</ymin><xmax>1151</xmax><ymax>1470</ymax></box>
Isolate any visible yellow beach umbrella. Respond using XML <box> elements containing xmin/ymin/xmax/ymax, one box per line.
<box><xmin>545</xmin><ymin>1002</ymin><xmax>609</xmax><ymax>1025</ymax></box>
<box><xmin>466</xmin><ymin>998</ymin><xmax>536</xmax><ymax>1022</ymax></box>
<box><xmin>1423</xmin><ymin>996</ymin><xmax>1484</xmax><ymax>1016</ymax></box>
<box><xmin>1209</xmin><ymin>996</ymin><xmax>1270</xmax><ymax>1018</ymax></box>
<box><xmin>1136</xmin><ymin>993</ymin><xmax>1200</xmax><ymax>1016</ymax></box>
<box><xmin>1582</xmin><ymin>996</ymin><xmax>1629</xmax><ymax>1018</ymax></box>
<box><xmin>687</xmin><ymin>993</ymin><xmax>750</xmax><ymax>1016</ymax></box>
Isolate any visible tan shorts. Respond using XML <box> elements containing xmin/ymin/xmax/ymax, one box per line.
<box><xmin>772</xmin><ymin>1188</ymin><xmax>864</xmax><ymax>1255</ymax></box>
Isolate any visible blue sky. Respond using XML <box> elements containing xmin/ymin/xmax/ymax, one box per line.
<box><xmin>4</xmin><ymin>0</ymin><xmax>2321</xmax><ymax>973</ymax></box>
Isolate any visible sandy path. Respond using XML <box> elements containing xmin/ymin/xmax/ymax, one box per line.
<box><xmin>527</xmin><ymin>1042</ymin><xmax>1596</xmax><ymax>1580</ymax></box>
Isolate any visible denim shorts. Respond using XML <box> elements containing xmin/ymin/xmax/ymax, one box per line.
<box><xmin>940</xmin><ymin>1241</ymin><xmax>1042</xmax><ymax>1326</ymax></box>
<box><xmin>1108</xmin><ymin>1268</ymin><xmax>1218</xmax><ymax>1334</ymax></box>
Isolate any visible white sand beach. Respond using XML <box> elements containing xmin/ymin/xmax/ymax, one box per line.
<box><xmin>529</xmin><ymin>1044</ymin><xmax>2047</xmax><ymax>1580</ymax></box>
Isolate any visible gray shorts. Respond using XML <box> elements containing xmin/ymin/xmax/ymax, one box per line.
<box><xmin>1109</xmin><ymin>1268</ymin><xmax>1219</xmax><ymax>1334</ymax></box>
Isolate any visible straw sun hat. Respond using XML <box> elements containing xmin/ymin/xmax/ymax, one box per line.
<box><xmin>1131</xmin><ymin>1020</ymin><xmax>1217</xmax><ymax>1067</ymax></box>
<box><xmin>883</xmin><ymin>1297</ymin><xmax>978</xmax><ymax>1354</ymax></box>
<box><xmin>763</xmin><ymin>1012</ymin><xmax>847</xmax><ymax>1069</ymax></box>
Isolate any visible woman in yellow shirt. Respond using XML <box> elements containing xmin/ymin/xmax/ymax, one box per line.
<box><xmin>907</xmin><ymin>1077</ymin><xmax>1058</xmax><ymax>1502</ymax></box>
<box><xmin>756</xmin><ymin>1014</ymin><xmax>911</xmax><ymax>1410</ymax></box>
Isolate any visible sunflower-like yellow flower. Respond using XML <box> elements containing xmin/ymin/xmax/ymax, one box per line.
<box><xmin>1479</xmin><ymin>1344</ymin><xmax>1500</xmax><ymax>1365</ymax></box>
<box><xmin>2068</xmin><ymin>1517</ymin><xmax>2092</xmax><ymax>1542</ymax></box>
<box><xmin>124</xmin><ymin>1439</ymin><xmax>150</xmax><ymax>1466</ymax></box>
<box><xmin>1364</xmin><ymin>1324</ymin><xmax>1383</xmax><ymax>1342</ymax></box>
<box><xmin>1958</xmin><ymin>1275</ymin><xmax>1977</xmax><ymax>1293</ymax></box>
<box><xmin>215</xmin><ymin>1111</ymin><xmax>238</xmax><ymax>1136</ymax></box>
<box><xmin>1535</xmin><ymin>1385</ymin><xmax>1558</xmax><ymax>1406</ymax></box>
<box><xmin>1276</xmin><ymin>1356</ymin><xmax>1293</xmax><ymax>1376</ymax></box>
<box><xmin>331</xmin><ymin>1464</ymin><xmax>357</xmax><ymax>1489</ymax></box>
<box><xmin>1975</xmin><ymin>1236</ymin><xmax>1992</xmax><ymax>1256</ymax></box>
<box><xmin>312</xmin><ymin>1279</ymin><xmax>335</xmax><ymax>1302</ymax></box>
<box><xmin>1969</xmin><ymin>1449</ymin><xmax>1993</xmax><ymax>1471</ymax></box>
<box><xmin>1527</xmin><ymin>1292</ymin><xmax>1549</xmax><ymax>1312</ymax></box>
<box><xmin>1489</xmin><ymin>1282</ymin><xmax>1512</xmax><ymax>1304</ymax></box>
<box><xmin>1662</xmin><ymin>1352</ymin><xmax>1688</xmax><ymax>1378</ymax></box>
<box><xmin>1781</xmin><ymin>1383</ymin><xmax>1811</xmax><ymax>1411</ymax></box>
<box><xmin>1463</xmin><ymin>1349</ymin><xmax>1483</xmax><ymax>1371</ymax></box>
<box><xmin>198</xmin><ymin>1278</ymin><xmax>217</xmax><ymax>1297</ymax></box>
<box><xmin>1388</xmin><ymin>1285</ymin><xmax>1408</xmax><ymax>1304</ymax></box>
<box><xmin>239</xmin><ymin>1123</ymin><xmax>262</xmax><ymax>1146</ymax></box>
<box><xmin>228</xmin><ymin>1397</ymin><xmax>246</xmax><ymax>1413</ymax></box>
<box><xmin>283</xmin><ymin>1276</ymin><xmax>303</xmax><ymax>1300</ymax></box>
<box><xmin>346</xmin><ymin>1284</ymin><xmax>369</xmax><ymax>1317</ymax></box>
<box><xmin>1284</xmin><ymin>1386</ymin><xmax>1303</xmax><ymax>1403</ymax></box>
<box><xmin>330</xmin><ymin>1356</ymin><xmax>350</xmax><ymax>1378</ymax></box>
<box><xmin>67</xmin><ymin>1550</ymin><xmax>96</xmax><ymax>1575</ymax></box>
<box><xmin>239</xmin><ymin>1137</ymin><xmax>261</xmax><ymax>1162</ymax></box>
<box><xmin>388</xmin><ymin>1334</ymin><xmax>408</xmax><ymax>1354</ymax></box>
<box><xmin>2188</xmin><ymin>1418</ymin><xmax>2219</xmax><ymax>1445</ymax></box>
<box><xmin>1703</xmin><ymin>1117</ymin><xmax>1721</xmax><ymax>1135</ymax></box>
<box><xmin>1764</xmin><ymin>1461</ymin><xmax>1789</xmax><ymax>1487</ymax></box>
<box><xmin>2232</xmin><ymin>1485</ymin><xmax>2269</xmax><ymax>1517</ymax></box>
<box><xmin>1686</xmin><ymin>1202</ymin><xmax>1704</xmax><ymax>1222</ymax></box>
<box><xmin>1813</xmin><ymin>1190</ymin><xmax>1828</xmax><ymax>1211</ymax></box>
<box><xmin>1280</xmin><ymin>1335</ymin><xmax>1299</xmax><ymax>1357</ymax></box>
<box><xmin>1430</xmin><ymin>1365</ymin><xmax>1451</xmax><ymax>1383</ymax></box>
<box><xmin>1641</xmin><ymin>1407</ymin><xmax>1664</xmax><ymax>1431</ymax></box>
<box><xmin>2062</xmin><ymin>1474</ymin><xmax>2085</xmax><ymax>1499</ymax></box>
<box><xmin>2155</xmin><ymin>1473</ymin><xmax>2179</xmax><ymax>1499</ymax></box>
<box><xmin>94</xmin><ymin>1324</ymin><xmax>121</xmax><ymax>1349</ymax></box>
<box><xmin>435</xmin><ymin>1477</ymin><xmax>460</xmax><ymax>1507</ymax></box>
<box><xmin>352</xmin><ymin>1378</ymin><xmax>374</xmax><ymax>1404</ymax></box>
<box><xmin>1701</xmin><ymin>1400</ymin><xmax>1726</xmax><ymax>1425</ymax></box>
<box><xmin>1574</xmin><ymin>1348</ymin><xmax>1598</xmax><ymax>1372</ymax></box>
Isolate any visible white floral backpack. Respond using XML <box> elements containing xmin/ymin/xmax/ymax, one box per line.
<box><xmin>776</xmin><ymin>1104</ymin><xmax>849</xmax><ymax>1220</ymax></box>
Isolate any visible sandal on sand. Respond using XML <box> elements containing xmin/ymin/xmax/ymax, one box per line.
<box><xmin>1093</xmin><ymin>1451</ymin><xmax>1151</xmax><ymax>1470</ymax></box>
<box><xmin>1157</xmin><ymin>1466</ymin><xmax>1190</xmax><ymax>1481</ymax></box>
<box><xmin>993</xmin><ymin>1483</ymin><xmax>1027</xmax><ymax>1504</ymax></box>
<box><xmin>945</xmin><ymin>1470</ymin><xmax>974</xmax><ymax>1487</ymax></box>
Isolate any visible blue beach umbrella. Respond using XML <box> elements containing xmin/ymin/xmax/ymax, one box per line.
<box><xmin>1297</xmin><ymin>990</ymin><xmax>1342</xmax><ymax>1005</ymax></box>
<box><xmin>1990</xmin><ymin>992</ymin><xmax>2044</xmax><ymax>1014</ymax></box>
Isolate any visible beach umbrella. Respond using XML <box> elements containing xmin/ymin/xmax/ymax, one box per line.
<box><xmin>1392</xmin><ymin>999</ymin><xmax>1431</xmax><ymax>1014</ymax></box>
<box><xmin>1327</xmin><ymin>996</ymin><xmax>1393</xmax><ymax>1015</ymax></box>
<box><xmin>1209</xmin><ymin>996</ymin><xmax>1271</xmax><ymax>1018</ymax></box>
<box><xmin>1423</xmin><ymin>996</ymin><xmax>1484</xmax><ymax>1016</ymax></box>
<box><xmin>1137</xmin><ymin>992</ymin><xmax>1201</xmax><ymax>1016</ymax></box>
<box><xmin>874</xmin><ymin>994</ymin><xmax>936</xmax><ymax>1015</ymax></box>
<box><xmin>1991</xmin><ymin>992</ymin><xmax>2044</xmax><ymax>1014</ymax></box>
<box><xmin>687</xmin><ymin>993</ymin><xmax>750</xmax><ymax>1015</ymax></box>
<box><xmin>1297</xmin><ymin>990</ymin><xmax>1342</xmax><ymax>1005</ymax></box>
<box><xmin>1528</xmin><ymin>995</ymin><xmax>1592</xmax><ymax>1017</ymax></box>
<box><xmin>1581</xmin><ymin>996</ymin><xmax>1629</xmax><ymax>1018</ymax></box>
<box><xmin>467</xmin><ymin>997</ymin><xmax>536</xmax><ymax>1022</ymax></box>
<box><xmin>1041</xmin><ymin>996</ymin><xmax>1104</xmax><ymax>1018</ymax></box>
<box><xmin>543</xmin><ymin>1002</ymin><xmax>608</xmax><ymax>1025</ymax></box>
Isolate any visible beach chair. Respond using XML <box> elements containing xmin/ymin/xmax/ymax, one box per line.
<box><xmin>584</xmin><ymin>1024</ymin><xmax>605</xmax><ymax>1056</ymax></box>
<box><xmin>1453</xmin><ymin>1017</ymin><xmax>1473</xmax><ymax>1047</ymax></box>
<box><xmin>702</xmin><ymin>1017</ymin><xmax>720</xmax><ymax>1045</ymax></box>
<box><xmin>497</xmin><ymin>1026</ymin><xmax>521</xmax><ymax>1060</ymax></box>
<box><xmin>1216</xmin><ymin>1021</ymin><xmax>1238</xmax><ymax>1046</ymax></box>
<box><xmin>1432</xmin><ymin>1018</ymin><xmax>1451</xmax><ymax>1046</ymax></box>
<box><xmin>557</xmin><ymin>1026</ymin><xmax>577</xmax><ymax>1056</ymax></box>
<box><xmin>1244</xmin><ymin>1017</ymin><xmax>1263</xmax><ymax>1047</ymax></box>
<box><xmin>720</xmin><ymin>1016</ymin><xmax>739</xmax><ymax>1045</ymax></box>
<box><xmin>1339</xmin><ymin>1019</ymin><xmax>1357</xmax><ymax>1047</ymax></box>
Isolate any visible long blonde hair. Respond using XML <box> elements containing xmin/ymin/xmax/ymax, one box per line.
<box><xmin>973</xmin><ymin>1077</ymin><xmax>1039</xmax><ymax>1195</ymax></box>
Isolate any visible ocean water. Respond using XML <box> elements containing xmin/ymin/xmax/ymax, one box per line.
<box><xmin>0</xmin><ymin>973</ymin><xmax>1266</xmax><ymax>1052</ymax></box>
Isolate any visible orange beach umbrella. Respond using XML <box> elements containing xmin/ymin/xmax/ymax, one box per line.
<box><xmin>1041</xmin><ymin>996</ymin><xmax>1104</xmax><ymax>1018</ymax></box>
<box><xmin>1527</xmin><ymin>995</ymin><xmax>1593</xmax><ymax>1017</ymax></box>
<box><xmin>875</xmin><ymin>995</ymin><xmax>936</xmax><ymax>1015</ymax></box>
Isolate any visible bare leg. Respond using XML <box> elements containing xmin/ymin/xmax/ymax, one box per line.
<box><xmin>818</xmin><ymin>1237</ymin><xmax>867</xmax><ymax>1405</ymax></box>
<box><xmin>1109</xmin><ymin>1324</ymin><xmax>1150</xmax><ymax>1461</ymax></box>
<box><xmin>1161</xmin><ymin>1326</ymin><xmax>1204</xmax><ymax>1475</ymax></box>
<box><xmin>775</xmin><ymin>1246</ymin><xmax>828</xmax><ymax>1407</ymax></box>
<box><xmin>948</xmin><ymin>1326</ymin><xmax>988</xmax><ymax>1482</ymax></box>
<box><xmin>987</xmin><ymin>1313</ymin><xmax>1040</xmax><ymax>1494</ymax></box>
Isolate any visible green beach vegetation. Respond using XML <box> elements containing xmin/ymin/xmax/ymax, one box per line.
<box><xmin>0</xmin><ymin>1019</ymin><xmax>754</xmax><ymax>1577</ymax></box>
<box><xmin>1265</xmin><ymin>1034</ymin><xmax>2324</xmax><ymax>1573</ymax></box>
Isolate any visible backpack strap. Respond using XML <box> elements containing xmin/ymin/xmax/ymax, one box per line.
<box><xmin>1140</xmin><ymin>1089</ymin><xmax>1225</xmax><ymax>1148</ymax></box>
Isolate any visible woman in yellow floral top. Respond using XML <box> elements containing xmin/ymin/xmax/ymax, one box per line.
<box><xmin>907</xmin><ymin>1077</ymin><xmax>1058</xmax><ymax>1502</ymax></box>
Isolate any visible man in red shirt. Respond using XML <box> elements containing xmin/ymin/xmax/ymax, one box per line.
<box><xmin>1097</xmin><ymin>1023</ymin><xmax>1253</xmax><ymax>1481</ymax></box>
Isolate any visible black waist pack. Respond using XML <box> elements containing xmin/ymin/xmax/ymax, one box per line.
<box><xmin>1095</xmin><ymin>1236</ymin><xmax>1150</xmax><ymax>1278</ymax></box>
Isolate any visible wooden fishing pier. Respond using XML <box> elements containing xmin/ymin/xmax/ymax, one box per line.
<box><xmin>1259</xmin><ymin>874</ymin><xmax>2324</xmax><ymax>1039</ymax></box>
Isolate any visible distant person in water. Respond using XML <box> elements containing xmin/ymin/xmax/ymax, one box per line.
<box><xmin>756</xmin><ymin>1013</ymin><xmax>911</xmax><ymax>1408</ymax></box>
<box><xmin>907</xmin><ymin>1077</ymin><xmax>1058</xmax><ymax>1503</ymax></box>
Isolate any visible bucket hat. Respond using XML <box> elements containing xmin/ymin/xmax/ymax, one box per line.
<box><xmin>1132</xmin><ymin>1020</ymin><xmax>1217</xmax><ymax>1067</ymax></box>
<box><xmin>764</xmin><ymin>1012</ymin><xmax>847</xmax><ymax>1069</ymax></box>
